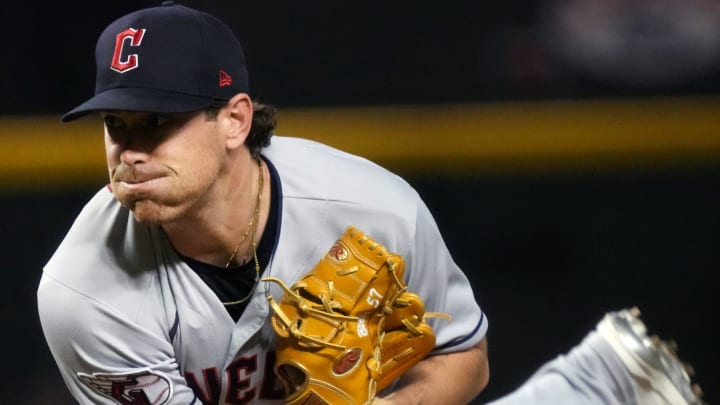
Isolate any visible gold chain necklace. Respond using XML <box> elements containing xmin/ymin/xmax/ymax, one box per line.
<box><xmin>222</xmin><ymin>156</ymin><xmax>263</xmax><ymax>306</ymax></box>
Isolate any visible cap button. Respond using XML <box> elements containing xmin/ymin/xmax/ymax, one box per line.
<box><xmin>161</xmin><ymin>1</ymin><xmax>176</xmax><ymax>6</ymax></box>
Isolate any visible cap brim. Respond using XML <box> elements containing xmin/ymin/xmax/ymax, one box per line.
<box><xmin>61</xmin><ymin>87</ymin><xmax>219</xmax><ymax>122</ymax></box>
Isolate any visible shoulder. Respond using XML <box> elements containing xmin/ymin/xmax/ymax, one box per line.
<box><xmin>40</xmin><ymin>186</ymin><xmax>159</xmax><ymax>309</ymax></box>
<box><xmin>263</xmin><ymin>137</ymin><xmax>426</xmax><ymax>272</ymax></box>
<box><xmin>44</xmin><ymin>186</ymin><xmax>141</xmax><ymax>266</ymax></box>
<box><xmin>265</xmin><ymin>136</ymin><xmax>420</xmax><ymax>209</ymax></box>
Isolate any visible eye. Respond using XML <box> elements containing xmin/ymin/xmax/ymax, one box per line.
<box><xmin>103</xmin><ymin>115</ymin><xmax>125</xmax><ymax>130</ymax></box>
<box><xmin>149</xmin><ymin>114</ymin><xmax>171</xmax><ymax>127</ymax></box>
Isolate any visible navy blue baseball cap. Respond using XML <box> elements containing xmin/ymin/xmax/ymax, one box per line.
<box><xmin>62</xmin><ymin>1</ymin><xmax>249</xmax><ymax>122</ymax></box>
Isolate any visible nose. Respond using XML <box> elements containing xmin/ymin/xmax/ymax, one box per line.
<box><xmin>120</xmin><ymin>147</ymin><xmax>149</xmax><ymax>166</ymax></box>
<box><xmin>117</xmin><ymin>133</ymin><xmax>151</xmax><ymax>165</ymax></box>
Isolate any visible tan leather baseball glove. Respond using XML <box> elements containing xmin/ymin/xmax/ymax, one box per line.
<box><xmin>263</xmin><ymin>226</ymin><xmax>448</xmax><ymax>404</ymax></box>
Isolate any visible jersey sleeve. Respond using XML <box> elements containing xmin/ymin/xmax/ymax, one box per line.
<box><xmin>404</xmin><ymin>196</ymin><xmax>489</xmax><ymax>353</ymax></box>
<box><xmin>37</xmin><ymin>273</ymin><xmax>200</xmax><ymax>405</ymax></box>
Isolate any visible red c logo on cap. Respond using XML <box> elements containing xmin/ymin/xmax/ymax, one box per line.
<box><xmin>111</xmin><ymin>28</ymin><xmax>146</xmax><ymax>73</ymax></box>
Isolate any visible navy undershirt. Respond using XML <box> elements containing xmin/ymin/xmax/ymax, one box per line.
<box><xmin>180</xmin><ymin>156</ymin><xmax>281</xmax><ymax>322</ymax></box>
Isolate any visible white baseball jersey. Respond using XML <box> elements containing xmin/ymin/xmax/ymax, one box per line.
<box><xmin>38</xmin><ymin>136</ymin><xmax>488</xmax><ymax>404</ymax></box>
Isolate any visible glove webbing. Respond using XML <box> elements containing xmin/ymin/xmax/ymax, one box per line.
<box><xmin>264</xmin><ymin>276</ymin><xmax>358</xmax><ymax>350</ymax></box>
<box><xmin>263</xmin><ymin>256</ymin><xmax>407</xmax><ymax>401</ymax></box>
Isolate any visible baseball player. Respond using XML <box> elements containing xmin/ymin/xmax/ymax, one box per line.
<box><xmin>37</xmin><ymin>2</ymin><xmax>703</xmax><ymax>405</ymax></box>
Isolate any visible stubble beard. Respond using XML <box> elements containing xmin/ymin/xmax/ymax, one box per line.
<box><xmin>129</xmin><ymin>199</ymin><xmax>178</xmax><ymax>225</ymax></box>
<box><xmin>114</xmin><ymin>186</ymin><xmax>187</xmax><ymax>225</ymax></box>
<box><xmin>117</xmin><ymin>178</ymin><xmax>216</xmax><ymax>226</ymax></box>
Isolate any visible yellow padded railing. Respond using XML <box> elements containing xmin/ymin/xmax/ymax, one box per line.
<box><xmin>1</xmin><ymin>96</ymin><xmax>719</xmax><ymax>190</ymax></box>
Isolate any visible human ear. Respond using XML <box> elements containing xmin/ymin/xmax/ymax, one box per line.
<box><xmin>225</xmin><ymin>93</ymin><xmax>253</xmax><ymax>150</ymax></box>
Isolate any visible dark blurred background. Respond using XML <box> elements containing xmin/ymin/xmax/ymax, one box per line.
<box><xmin>2</xmin><ymin>1</ymin><xmax>718</xmax><ymax>403</ymax></box>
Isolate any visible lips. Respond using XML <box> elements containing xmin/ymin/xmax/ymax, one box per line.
<box><xmin>120</xmin><ymin>177</ymin><xmax>160</xmax><ymax>184</ymax></box>
<box><xmin>112</xmin><ymin>165</ymin><xmax>168</xmax><ymax>189</ymax></box>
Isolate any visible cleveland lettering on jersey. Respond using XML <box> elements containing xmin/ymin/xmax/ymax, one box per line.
<box><xmin>184</xmin><ymin>352</ymin><xmax>283</xmax><ymax>404</ymax></box>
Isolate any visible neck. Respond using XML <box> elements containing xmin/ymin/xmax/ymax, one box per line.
<box><xmin>163</xmin><ymin>155</ymin><xmax>269</xmax><ymax>267</ymax></box>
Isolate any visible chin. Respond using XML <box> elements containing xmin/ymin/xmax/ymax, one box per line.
<box><xmin>130</xmin><ymin>200</ymin><xmax>181</xmax><ymax>225</ymax></box>
<box><xmin>115</xmin><ymin>188</ymin><xmax>180</xmax><ymax>225</ymax></box>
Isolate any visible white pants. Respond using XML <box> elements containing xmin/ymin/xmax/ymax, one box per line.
<box><xmin>482</xmin><ymin>332</ymin><xmax>642</xmax><ymax>405</ymax></box>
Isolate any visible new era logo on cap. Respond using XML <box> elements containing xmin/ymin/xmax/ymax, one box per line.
<box><xmin>62</xmin><ymin>1</ymin><xmax>249</xmax><ymax>122</ymax></box>
<box><xmin>219</xmin><ymin>70</ymin><xmax>233</xmax><ymax>87</ymax></box>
